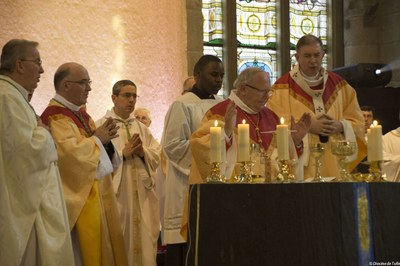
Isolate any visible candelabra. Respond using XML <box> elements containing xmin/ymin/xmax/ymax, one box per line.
<box><xmin>205</xmin><ymin>162</ymin><xmax>225</xmax><ymax>183</ymax></box>
<box><xmin>275</xmin><ymin>159</ymin><xmax>295</xmax><ymax>183</ymax></box>
<box><xmin>367</xmin><ymin>160</ymin><xmax>387</xmax><ymax>182</ymax></box>
<box><xmin>233</xmin><ymin>161</ymin><xmax>253</xmax><ymax>183</ymax></box>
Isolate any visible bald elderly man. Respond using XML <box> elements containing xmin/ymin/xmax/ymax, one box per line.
<box><xmin>41</xmin><ymin>62</ymin><xmax>127</xmax><ymax>266</ymax></box>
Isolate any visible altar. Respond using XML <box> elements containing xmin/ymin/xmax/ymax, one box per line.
<box><xmin>186</xmin><ymin>182</ymin><xmax>400</xmax><ymax>266</ymax></box>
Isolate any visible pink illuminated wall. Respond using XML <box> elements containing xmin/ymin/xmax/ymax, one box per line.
<box><xmin>0</xmin><ymin>0</ymin><xmax>188</xmax><ymax>139</ymax></box>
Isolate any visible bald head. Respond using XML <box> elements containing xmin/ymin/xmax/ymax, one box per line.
<box><xmin>54</xmin><ymin>62</ymin><xmax>92</xmax><ymax>106</ymax></box>
<box><xmin>182</xmin><ymin>76</ymin><xmax>195</xmax><ymax>94</ymax></box>
<box><xmin>134</xmin><ymin>107</ymin><xmax>152</xmax><ymax>127</ymax></box>
<box><xmin>54</xmin><ymin>62</ymin><xmax>84</xmax><ymax>90</ymax></box>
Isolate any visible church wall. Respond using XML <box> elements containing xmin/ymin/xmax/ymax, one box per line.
<box><xmin>378</xmin><ymin>1</ymin><xmax>400</xmax><ymax>87</ymax></box>
<box><xmin>344</xmin><ymin>0</ymin><xmax>400</xmax><ymax>132</ymax></box>
<box><xmin>344</xmin><ymin>0</ymin><xmax>400</xmax><ymax>87</ymax></box>
<box><xmin>0</xmin><ymin>0</ymin><xmax>187</xmax><ymax>140</ymax></box>
<box><xmin>186</xmin><ymin>0</ymin><xmax>203</xmax><ymax>77</ymax></box>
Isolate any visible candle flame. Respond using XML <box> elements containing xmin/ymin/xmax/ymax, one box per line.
<box><xmin>280</xmin><ymin>117</ymin><xmax>285</xmax><ymax>125</ymax></box>
<box><xmin>242</xmin><ymin>119</ymin><xmax>246</xmax><ymax>124</ymax></box>
<box><xmin>373</xmin><ymin>120</ymin><xmax>378</xmax><ymax>126</ymax></box>
<box><xmin>214</xmin><ymin>120</ymin><xmax>218</xmax><ymax>127</ymax></box>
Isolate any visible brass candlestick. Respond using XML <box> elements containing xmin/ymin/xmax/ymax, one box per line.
<box><xmin>367</xmin><ymin>160</ymin><xmax>387</xmax><ymax>182</ymax></box>
<box><xmin>310</xmin><ymin>143</ymin><xmax>325</xmax><ymax>182</ymax></box>
<box><xmin>233</xmin><ymin>161</ymin><xmax>253</xmax><ymax>183</ymax></box>
<box><xmin>275</xmin><ymin>159</ymin><xmax>295</xmax><ymax>183</ymax></box>
<box><xmin>206</xmin><ymin>162</ymin><xmax>225</xmax><ymax>183</ymax></box>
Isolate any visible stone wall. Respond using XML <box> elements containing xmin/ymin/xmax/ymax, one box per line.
<box><xmin>0</xmin><ymin>0</ymin><xmax>187</xmax><ymax>139</ymax></box>
<box><xmin>344</xmin><ymin>0</ymin><xmax>400</xmax><ymax>87</ymax></box>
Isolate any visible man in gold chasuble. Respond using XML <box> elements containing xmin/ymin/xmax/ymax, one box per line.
<box><xmin>267</xmin><ymin>34</ymin><xmax>366</xmax><ymax>179</ymax></box>
<box><xmin>41</xmin><ymin>62</ymin><xmax>127</xmax><ymax>266</ymax></box>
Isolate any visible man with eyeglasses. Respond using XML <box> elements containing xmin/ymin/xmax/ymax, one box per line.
<box><xmin>0</xmin><ymin>39</ymin><xmax>74</xmax><ymax>265</ymax></box>
<box><xmin>267</xmin><ymin>34</ymin><xmax>366</xmax><ymax>180</ymax></box>
<box><xmin>41</xmin><ymin>62</ymin><xmax>128</xmax><ymax>265</ymax></box>
<box><xmin>97</xmin><ymin>80</ymin><xmax>161</xmax><ymax>266</ymax></box>
<box><xmin>189</xmin><ymin>67</ymin><xmax>311</xmax><ymax>184</ymax></box>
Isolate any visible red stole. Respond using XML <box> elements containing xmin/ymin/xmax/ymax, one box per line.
<box><xmin>275</xmin><ymin>71</ymin><xmax>348</xmax><ymax>112</ymax></box>
<box><xmin>41</xmin><ymin>105</ymin><xmax>95</xmax><ymax>137</ymax></box>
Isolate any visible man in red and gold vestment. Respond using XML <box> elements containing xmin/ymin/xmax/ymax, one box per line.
<box><xmin>41</xmin><ymin>62</ymin><xmax>127</xmax><ymax>266</ymax></box>
<box><xmin>267</xmin><ymin>34</ymin><xmax>366</xmax><ymax>179</ymax></box>
<box><xmin>189</xmin><ymin>67</ymin><xmax>311</xmax><ymax>183</ymax></box>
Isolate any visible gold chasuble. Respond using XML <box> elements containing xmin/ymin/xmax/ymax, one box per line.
<box><xmin>41</xmin><ymin>99</ymin><xmax>127</xmax><ymax>266</ymax></box>
<box><xmin>268</xmin><ymin>65</ymin><xmax>366</xmax><ymax>179</ymax></box>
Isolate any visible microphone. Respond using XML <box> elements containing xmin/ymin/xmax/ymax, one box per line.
<box><xmin>319</xmin><ymin>134</ymin><xmax>329</xmax><ymax>143</ymax></box>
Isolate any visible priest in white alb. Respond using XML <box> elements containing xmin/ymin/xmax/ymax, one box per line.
<box><xmin>97</xmin><ymin>80</ymin><xmax>161</xmax><ymax>266</ymax></box>
<box><xmin>0</xmin><ymin>39</ymin><xmax>74</xmax><ymax>265</ymax></box>
<box><xmin>382</xmin><ymin>115</ymin><xmax>400</xmax><ymax>181</ymax></box>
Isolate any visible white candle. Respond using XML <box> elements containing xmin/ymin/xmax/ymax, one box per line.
<box><xmin>276</xmin><ymin>117</ymin><xmax>289</xmax><ymax>160</ymax></box>
<box><xmin>210</xmin><ymin>120</ymin><xmax>222</xmax><ymax>162</ymax></box>
<box><xmin>238</xmin><ymin>119</ymin><xmax>250</xmax><ymax>162</ymax></box>
<box><xmin>368</xmin><ymin>120</ymin><xmax>383</xmax><ymax>161</ymax></box>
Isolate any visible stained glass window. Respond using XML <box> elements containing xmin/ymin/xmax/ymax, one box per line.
<box><xmin>237</xmin><ymin>0</ymin><xmax>277</xmax><ymax>81</ymax></box>
<box><xmin>202</xmin><ymin>0</ymin><xmax>329</xmax><ymax>85</ymax></box>
<box><xmin>289</xmin><ymin>0</ymin><xmax>328</xmax><ymax>68</ymax></box>
<box><xmin>203</xmin><ymin>0</ymin><xmax>223</xmax><ymax>50</ymax></box>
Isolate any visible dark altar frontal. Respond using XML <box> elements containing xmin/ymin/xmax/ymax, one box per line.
<box><xmin>187</xmin><ymin>183</ymin><xmax>400</xmax><ymax>266</ymax></box>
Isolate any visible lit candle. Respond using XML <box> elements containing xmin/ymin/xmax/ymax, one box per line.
<box><xmin>238</xmin><ymin>119</ymin><xmax>250</xmax><ymax>162</ymax></box>
<box><xmin>276</xmin><ymin>117</ymin><xmax>289</xmax><ymax>160</ymax></box>
<box><xmin>210</xmin><ymin>120</ymin><xmax>222</xmax><ymax>162</ymax></box>
<box><xmin>368</xmin><ymin>120</ymin><xmax>383</xmax><ymax>161</ymax></box>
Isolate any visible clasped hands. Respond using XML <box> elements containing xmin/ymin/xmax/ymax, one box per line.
<box><xmin>123</xmin><ymin>133</ymin><xmax>144</xmax><ymax>159</ymax></box>
<box><xmin>309</xmin><ymin>114</ymin><xmax>344</xmax><ymax>136</ymax></box>
<box><xmin>289</xmin><ymin>113</ymin><xmax>344</xmax><ymax>146</ymax></box>
<box><xmin>94</xmin><ymin>117</ymin><xmax>120</xmax><ymax>144</ymax></box>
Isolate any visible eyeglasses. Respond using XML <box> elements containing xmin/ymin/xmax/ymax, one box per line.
<box><xmin>119</xmin><ymin>92</ymin><xmax>139</xmax><ymax>99</ymax></box>
<box><xmin>65</xmin><ymin>80</ymin><xmax>92</xmax><ymax>87</ymax></box>
<box><xmin>245</xmin><ymin>84</ymin><xmax>274</xmax><ymax>97</ymax></box>
<box><xmin>20</xmin><ymin>58</ymin><xmax>42</xmax><ymax>67</ymax></box>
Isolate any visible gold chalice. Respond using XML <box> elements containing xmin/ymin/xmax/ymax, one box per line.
<box><xmin>310</xmin><ymin>143</ymin><xmax>325</xmax><ymax>182</ymax></box>
<box><xmin>331</xmin><ymin>140</ymin><xmax>356</xmax><ymax>182</ymax></box>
